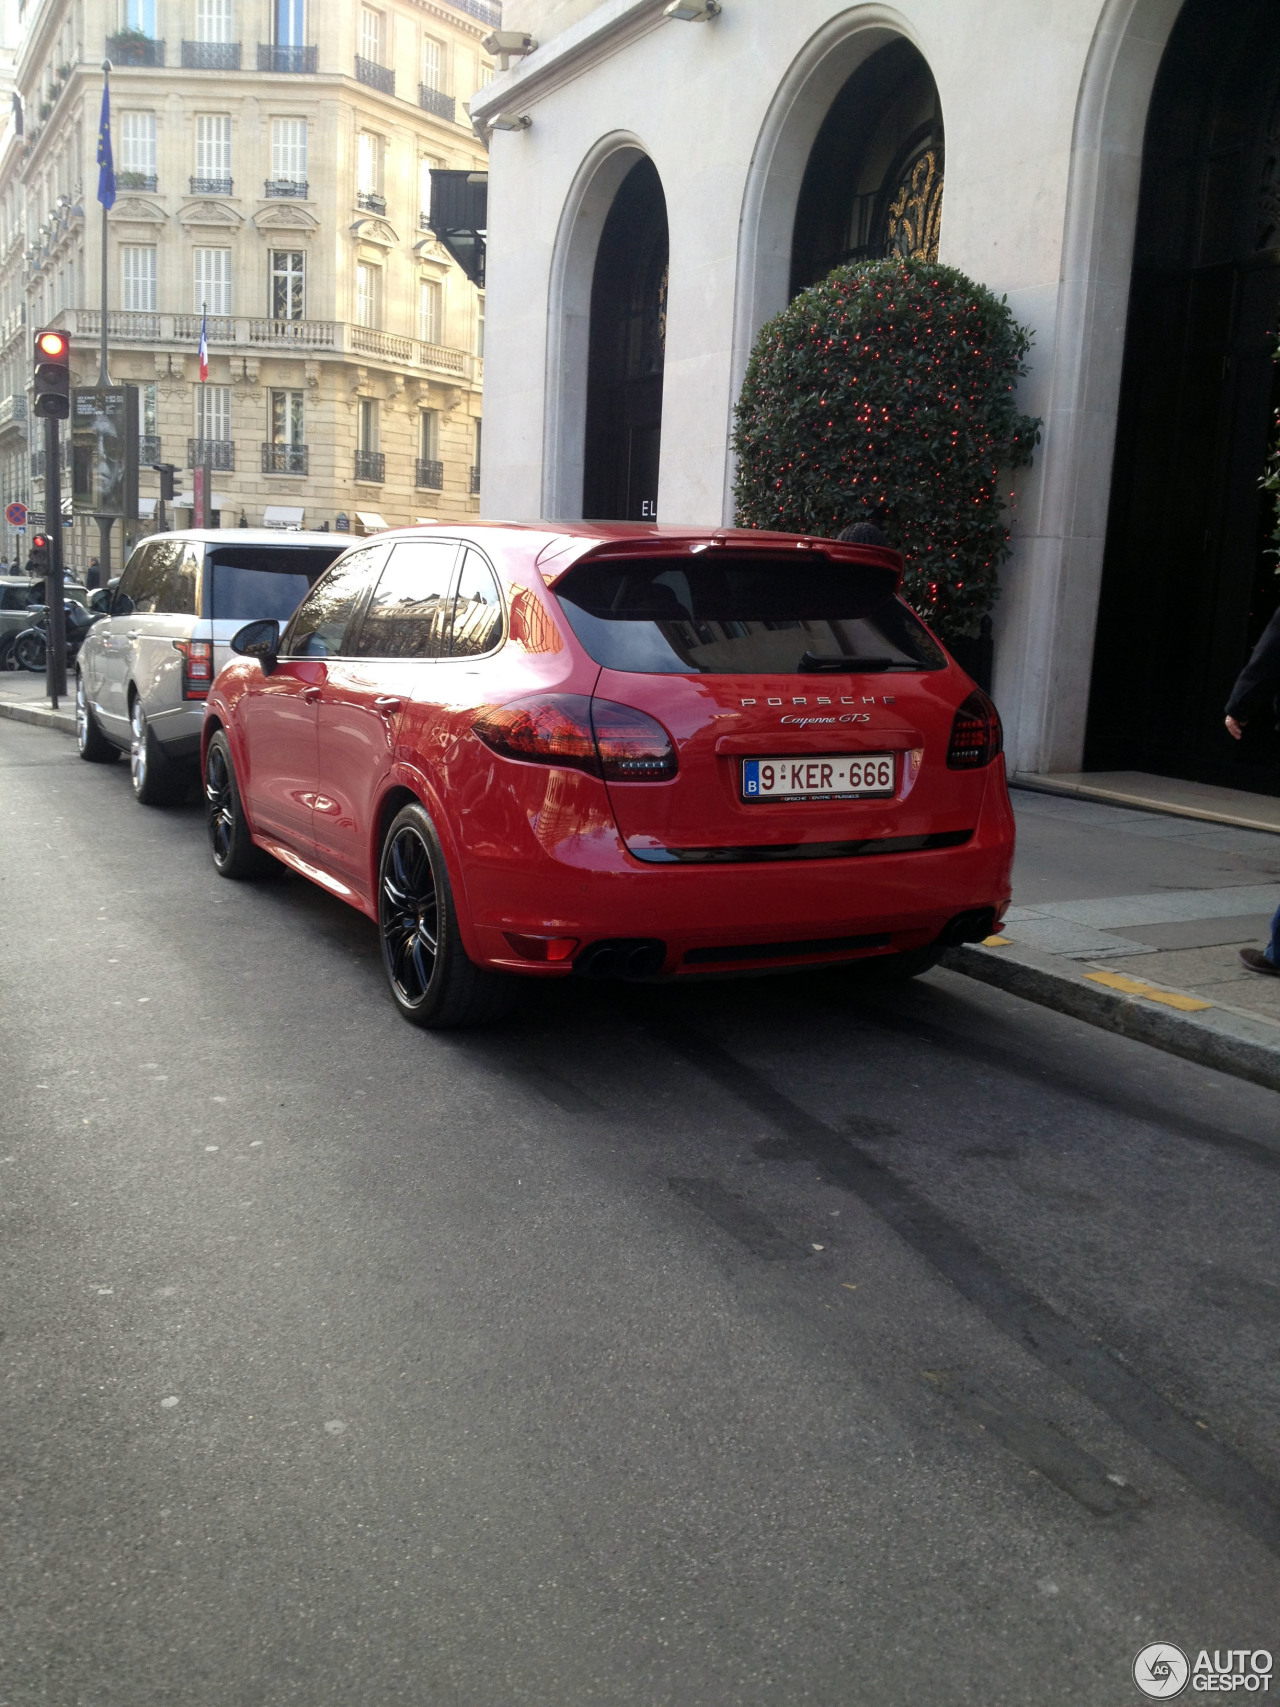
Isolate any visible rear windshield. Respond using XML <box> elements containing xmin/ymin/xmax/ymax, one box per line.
<box><xmin>554</xmin><ymin>554</ymin><xmax>946</xmax><ymax>675</ymax></box>
<box><xmin>204</xmin><ymin>546</ymin><xmax>344</xmax><ymax>623</ymax></box>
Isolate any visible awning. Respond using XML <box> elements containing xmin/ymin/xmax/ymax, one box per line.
<box><xmin>355</xmin><ymin>510</ymin><xmax>389</xmax><ymax>532</ymax></box>
<box><xmin>263</xmin><ymin>504</ymin><xmax>305</xmax><ymax>528</ymax></box>
<box><xmin>137</xmin><ymin>497</ymin><xmax>157</xmax><ymax>518</ymax></box>
<box><xmin>175</xmin><ymin>491</ymin><xmax>232</xmax><ymax>511</ymax></box>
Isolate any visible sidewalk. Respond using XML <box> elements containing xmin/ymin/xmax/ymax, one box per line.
<box><xmin>945</xmin><ymin>788</ymin><xmax>1280</xmax><ymax>1092</ymax></box>
<box><xmin>0</xmin><ymin>670</ymin><xmax>76</xmax><ymax>732</ymax></box>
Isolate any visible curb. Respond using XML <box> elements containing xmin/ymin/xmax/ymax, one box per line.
<box><xmin>0</xmin><ymin>698</ymin><xmax>76</xmax><ymax>734</ymax></box>
<box><xmin>941</xmin><ymin>940</ymin><xmax>1280</xmax><ymax>1095</ymax></box>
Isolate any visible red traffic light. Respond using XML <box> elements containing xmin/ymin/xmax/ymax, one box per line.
<box><xmin>31</xmin><ymin>533</ymin><xmax>48</xmax><ymax>550</ymax></box>
<box><xmin>36</xmin><ymin>331</ymin><xmax>68</xmax><ymax>358</ymax></box>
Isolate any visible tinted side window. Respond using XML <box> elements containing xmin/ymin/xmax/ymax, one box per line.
<box><xmin>112</xmin><ymin>548</ymin><xmax>150</xmax><ymax>615</ymax></box>
<box><xmin>449</xmin><ymin>549</ymin><xmax>504</xmax><ymax>658</ymax></box>
<box><xmin>157</xmin><ymin>543</ymin><xmax>199</xmax><ymax>616</ymax></box>
<box><xmin>122</xmin><ymin>542</ymin><xmax>180</xmax><ymax>615</ymax></box>
<box><xmin>349</xmin><ymin>539</ymin><xmax>459</xmax><ymax>658</ymax></box>
<box><xmin>279</xmin><ymin>551</ymin><xmax>380</xmax><ymax>657</ymax></box>
<box><xmin>0</xmin><ymin>585</ymin><xmax>31</xmax><ymax>610</ymax></box>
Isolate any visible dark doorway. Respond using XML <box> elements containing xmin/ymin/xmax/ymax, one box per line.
<box><xmin>1086</xmin><ymin>0</ymin><xmax>1280</xmax><ymax>792</ymax></box>
<box><xmin>790</xmin><ymin>39</ymin><xmax>944</xmax><ymax>299</ymax></box>
<box><xmin>582</xmin><ymin>158</ymin><xmax>668</xmax><ymax>522</ymax></box>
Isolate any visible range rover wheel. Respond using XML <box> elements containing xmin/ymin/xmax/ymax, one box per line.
<box><xmin>75</xmin><ymin>672</ymin><xmax>117</xmax><ymax>763</ymax></box>
<box><xmin>378</xmin><ymin>802</ymin><xmax>516</xmax><ymax>1029</ymax></box>
<box><xmin>128</xmin><ymin>697</ymin><xmax>177</xmax><ymax>806</ymax></box>
<box><xmin>205</xmin><ymin>731</ymin><xmax>274</xmax><ymax>879</ymax></box>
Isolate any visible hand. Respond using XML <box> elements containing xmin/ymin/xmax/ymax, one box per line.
<box><xmin>1225</xmin><ymin>716</ymin><xmax>1244</xmax><ymax>740</ymax></box>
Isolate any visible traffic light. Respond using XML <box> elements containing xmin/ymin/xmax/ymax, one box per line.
<box><xmin>153</xmin><ymin>461</ymin><xmax>177</xmax><ymax>502</ymax></box>
<box><xmin>28</xmin><ymin>532</ymin><xmax>49</xmax><ymax>572</ymax></box>
<box><xmin>33</xmin><ymin>328</ymin><xmax>70</xmax><ymax>418</ymax></box>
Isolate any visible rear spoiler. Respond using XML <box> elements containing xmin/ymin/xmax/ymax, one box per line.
<box><xmin>535</xmin><ymin>529</ymin><xmax>903</xmax><ymax>589</ymax></box>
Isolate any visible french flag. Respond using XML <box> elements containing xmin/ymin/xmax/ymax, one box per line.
<box><xmin>198</xmin><ymin>309</ymin><xmax>208</xmax><ymax>382</ymax></box>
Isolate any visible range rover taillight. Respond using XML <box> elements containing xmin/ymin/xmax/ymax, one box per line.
<box><xmin>473</xmin><ymin>694</ymin><xmax>677</xmax><ymax>781</ymax></box>
<box><xmin>174</xmin><ymin>639</ymin><xmax>213</xmax><ymax>700</ymax></box>
<box><xmin>946</xmin><ymin>689</ymin><xmax>1002</xmax><ymax>769</ymax></box>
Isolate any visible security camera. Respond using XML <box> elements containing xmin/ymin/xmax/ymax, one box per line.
<box><xmin>481</xmin><ymin>30</ymin><xmax>537</xmax><ymax>70</ymax></box>
<box><xmin>489</xmin><ymin>112</ymin><xmax>532</xmax><ymax>131</ymax></box>
<box><xmin>663</xmin><ymin>0</ymin><xmax>721</xmax><ymax>18</ymax></box>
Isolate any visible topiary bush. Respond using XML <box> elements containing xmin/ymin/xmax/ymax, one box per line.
<box><xmin>732</xmin><ymin>258</ymin><xmax>1040</xmax><ymax>638</ymax></box>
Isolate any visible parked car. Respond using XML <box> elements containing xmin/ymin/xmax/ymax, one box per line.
<box><xmin>201</xmin><ymin>523</ymin><xmax>1015</xmax><ymax>1029</ymax></box>
<box><xmin>0</xmin><ymin>577</ymin><xmax>95</xmax><ymax>668</ymax></box>
<box><xmin>75</xmin><ymin>530</ymin><xmax>347</xmax><ymax>802</ymax></box>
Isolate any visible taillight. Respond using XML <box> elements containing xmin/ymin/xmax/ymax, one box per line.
<box><xmin>473</xmin><ymin>694</ymin><xmax>678</xmax><ymax>781</ymax></box>
<box><xmin>173</xmin><ymin>639</ymin><xmax>213</xmax><ymax>700</ymax></box>
<box><xmin>946</xmin><ymin>689</ymin><xmax>1002</xmax><ymax>769</ymax></box>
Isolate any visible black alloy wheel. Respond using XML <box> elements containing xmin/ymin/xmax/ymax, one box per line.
<box><xmin>377</xmin><ymin>802</ymin><xmax>516</xmax><ymax>1029</ymax></box>
<box><xmin>204</xmin><ymin>730</ymin><xmax>273</xmax><ymax>878</ymax></box>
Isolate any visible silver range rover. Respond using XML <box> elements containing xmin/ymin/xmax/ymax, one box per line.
<box><xmin>76</xmin><ymin>529</ymin><xmax>345</xmax><ymax>803</ymax></box>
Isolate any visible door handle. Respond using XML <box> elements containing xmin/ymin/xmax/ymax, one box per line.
<box><xmin>302</xmin><ymin>686</ymin><xmax>321</xmax><ymax>704</ymax></box>
<box><xmin>374</xmin><ymin>696</ymin><xmax>403</xmax><ymax>715</ymax></box>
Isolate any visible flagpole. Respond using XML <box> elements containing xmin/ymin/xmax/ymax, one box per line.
<box><xmin>98</xmin><ymin>60</ymin><xmax>111</xmax><ymax>387</ymax></box>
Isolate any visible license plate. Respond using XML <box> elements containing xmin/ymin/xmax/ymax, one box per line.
<box><xmin>742</xmin><ymin>753</ymin><xmax>896</xmax><ymax>802</ymax></box>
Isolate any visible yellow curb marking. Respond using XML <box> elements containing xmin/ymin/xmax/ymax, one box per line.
<box><xmin>983</xmin><ymin>935</ymin><xmax>1011</xmax><ymax>946</ymax></box>
<box><xmin>1083</xmin><ymin>970</ymin><xmax>1213</xmax><ymax>1012</ymax></box>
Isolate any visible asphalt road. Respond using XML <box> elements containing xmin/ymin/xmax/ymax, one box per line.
<box><xmin>3</xmin><ymin>717</ymin><xmax>1279</xmax><ymax>1707</ymax></box>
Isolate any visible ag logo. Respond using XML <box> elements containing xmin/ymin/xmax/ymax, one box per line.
<box><xmin>1133</xmin><ymin>1644</ymin><xmax>1190</xmax><ymax>1698</ymax></box>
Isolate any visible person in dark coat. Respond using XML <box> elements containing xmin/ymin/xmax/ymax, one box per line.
<box><xmin>837</xmin><ymin>504</ymin><xmax>891</xmax><ymax>549</ymax></box>
<box><xmin>1224</xmin><ymin>604</ymin><xmax>1280</xmax><ymax>973</ymax></box>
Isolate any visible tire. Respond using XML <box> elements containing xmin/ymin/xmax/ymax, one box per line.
<box><xmin>840</xmin><ymin>945</ymin><xmax>942</xmax><ymax>985</ymax></box>
<box><xmin>75</xmin><ymin>672</ymin><xmax>117</xmax><ymax>763</ymax></box>
<box><xmin>378</xmin><ymin>802</ymin><xmax>517</xmax><ymax>1029</ymax></box>
<box><xmin>14</xmin><ymin>631</ymin><xmax>45</xmax><ymax>672</ymax></box>
<box><xmin>128</xmin><ymin>696</ymin><xmax>178</xmax><ymax>806</ymax></box>
<box><xmin>204</xmin><ymin>730</ymin><xmax>275</xmax><ymax>879</ymax></box>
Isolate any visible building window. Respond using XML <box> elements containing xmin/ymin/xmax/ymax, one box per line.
<box><xmin>127</xmin><ymin>0</ymin><xmax>156</xmax><ymax>34</ymax></box>
<box><xmin>270</xmin><ymin>389</ymin><xmax>305</xmax><ymax>446</ymax></box>
<box><xmin>418</xmin><ymin>277</ymin><xmax>441</xmax><ymax>344</ymax></box>
<box><xmin>419</xmin><ymin>409</ymin><xmax>439</xmax><ymax>463</ymax></box>
<box><xmin>121</xmin><ymin>245</ymin><xmax>157</xmax><ymax>312</ymax></box>
<box><xmin>275</xmin><ymin>0</ymin><xmax>304</xmax><ymax>46</ymax></box>
<box><xmin>195</xmin><ymin>384</ymin><xmax>231</xmax><ymax>442</ymax></box>
<box><xmin>194</xmin><ymin>247</ymin><xmax>232</xmax><ymax>315</ymax></box>
<box><xmin>141</xmin><ymin>381</ymin><xmax>158</xmax><ymax>439</ymax></box>
<box><xmin>359</xmin><ymin>397</ymin><xmax>379</xmax><ymax>453</ymax></box>
<box><xmin>359</xmin><ymin>7</ymin><xmax>383</xmax><ymax>64</ymax></box>
<box><xmin>355</xmin><ymin>262</ymin><xmax>381</xmax><ymax>328</ymax></box>
<box><xmin>475</xmin><ymin>292</ymin><xmax>484</xmax><ymax>358</ymax></box>
<box><xmin>477</xmin><ymin>60</ymin><xmax>493</xmax><ymax>88</ymax></box>
<box><xmin>119</xmin><ymin>112</ymin><xmax>157</xmax><ymax>187</ymax></box>
<box><xmin>357</xmin><ymin>132</ymin><xmax>384</xmax><ymax>197</ymax></box>
<box><xmin>195</xmin><ymin>0</ymin><xmax>233</xmax><ymax>42</ymax></box>
<box><xmin>418</xmin><ymin>156</ymin><xmax>437</xmax><ymax>223</ymax></box>
<box><xmin>195</xmin><ymin>115</ymin><xmax>232</xmax><ymax>183</ymax></box>
<box><xmin>422</xmin><ymin>36</ymin><xmax>446</xmax><ymax>91</ymax></box>
<box><xmin>270</xmin><ymin>118</ymin><xmax>308</xmax><ymax>185</ymax></box>
<box><xmin>270</xmin><ymin>250</ymin><xmax>305</xmax><ymax>320</ymax></box>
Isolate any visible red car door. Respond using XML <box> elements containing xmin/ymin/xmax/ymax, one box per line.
<box><xmin>239</xmin><ymin>548</ymin><xmax>384</xmax><ymax>854</ymax></box>
<box><xmin>313</xmin><ymin>537</ymin><xmax>462</xmax><ymax>902</ymax></box>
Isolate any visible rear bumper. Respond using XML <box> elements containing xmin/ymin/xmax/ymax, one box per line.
<box><xmin>457</xmin><ymin>762</ymin><xmax>1015</xmax><ymax>977</ymax></box>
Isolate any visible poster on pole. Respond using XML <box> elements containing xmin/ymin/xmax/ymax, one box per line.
<box><xmin>71</xmin><ymin>386</ymin><xmax>139</xmax><ymax>518</ymax></box>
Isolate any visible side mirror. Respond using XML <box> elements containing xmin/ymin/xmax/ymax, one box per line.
<box><xmin>231</xmin><ymin>618</ymin><xmax>281</xmax><ymax>674</ymax></box>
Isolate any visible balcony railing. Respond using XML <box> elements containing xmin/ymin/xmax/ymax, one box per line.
<box><xmin>355</xmin><ymin>450</ymin><xmax>385</xmax><ymax>483</ymax></box>
<box><xmin>175</xmin><ymin>314</ymin><xmax>234</xmax><ymax>343</ymax></box>
<box><xmin>117</xmin><ymin>171</ymin><xmax>158</xmax><ymax>192</ymax></box>
<box><xmin>106</xmin><ymin>33</ymin><xmax>165</xmax><ymax>66</ymax></box>
<box><xmin>415</xmin><ymin>458</ymin><xmax>443</xmax><ymax>490</ymax></box>
<box><xmin>189</xmin><ymin>175</ymin><xmax>233</xmax><ymax>196</ymax></box>
<box><xmin>445</xmin><ymin>0</ymin><xmax>501</xmax><ymax>24</ymax></box>
<box><xmin>188</xmin><ymin>438</ymin><xmax>235</xmax><ymax>470</ymax></box>
<box><xmin>350</xmin><ymin>325</ymin><xmax>413</xmax><ymax>363</ymax></box>
<box><xmin>182</xmin><ymin>40</ymin><xmax>240</xmax><ymax>69</ymax></box>
<box><xmin>419</xmin><ymin>85</ymin><xmax>456</xmax><ymax>122</ymax></box>
<box><xmin>75</xmin><ymin>310</ymin><xmax>161</xmax><ymax>340</ymax></box>
<box><xmin>355</xmin><ymin>55</ymin><xmax>395</xmax><ymax>95</ymax></box>
<box><xmin>262</xmin><ymin>443</ymin><xmax>308</xmax><ymax>475</ymax></box>
<box><xmin>263</xmin><ymin>179</ymin><xmax>308</xmax><ymax>199</ymax></box>
<box><xmin>257</xmin><ymin>42</ymin><xmax>317</xmax><ymax>73</ymax></box>
<box><xmin>420</xmin><ymin>340</ymin><xmax>467</xmax><ymax>375</ymax></box>
<box><xmin>355</xmin><ymin>190</ymin><xmax>387</xmax><ymax>215</ymax></box>
<box><xmin>249</xmin><ymin>318</ymin><xmax>334</xmax><ymax>347</ymax></box>
<box><xmin>0</xmin><ymin>394</ymin><xmax>28</xmax><ymax>428</ymax></box>
<box><xmin>470</xmin><ymin>465</ymin><xmax>481</xmax><ymax>494</ymax></box>
<box><xmin>139</xmin><ymin>435</ymin><xmax>161</xmax><ymax>463</ymax></box>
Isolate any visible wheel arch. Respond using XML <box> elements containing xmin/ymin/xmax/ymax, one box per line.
<box><xmin>372</xmin><ymin>769</ymin><xmax>485</xmax><ymax>964</ymax></box>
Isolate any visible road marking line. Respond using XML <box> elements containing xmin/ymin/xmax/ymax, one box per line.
<box><xmin>1083</xmin><ymin>970</ymin><xmax>1212</xmax><ymax>1011</ymax></box>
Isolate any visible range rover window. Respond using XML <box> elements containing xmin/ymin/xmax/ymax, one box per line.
<box><xmin>113</xmin><ymin>541</ymin><xmax>174</xmax><ymax>615</ymax></box>
<box><xmin>205</xmin><ymin>545</ymin><xmax>343</xmax><ymax>623</ymax></box>
<box><xmin>553</xmin><ymin>553</ymin><xmax>946</xmax><ymax>675</ymax></box>
<box><xmin>279</xmin><ymin>550</ymin><xmax>382</xmax><ymax>657</ymax></box>
<box><xmin>157</xmin><ymin>542</ymin><xmax>199</xmax><ymax>616</ymax></box>
<box><xmin>448</xmin><ymin>549</ymin><xmax>504</xmax><ymax>658</ymax></box>
<box><xmin>349</xmin><ymin>539</ymin><xmax>459</xmax><ymax>658</ymax></box>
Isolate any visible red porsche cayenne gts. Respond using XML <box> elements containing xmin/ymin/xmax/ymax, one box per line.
<box><xmin>202</xmin><ymin>523</ymin><xmax>1014</xmax><ymax>1027</ymax></box>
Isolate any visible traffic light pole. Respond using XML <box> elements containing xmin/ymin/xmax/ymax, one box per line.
<box><xmin>43</xmin><ymin>412</ymin><xmax>66</xmax><ymax>706</ymax></box>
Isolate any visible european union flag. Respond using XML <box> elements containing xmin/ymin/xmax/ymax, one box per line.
<box><xmin>97</xmin><ymin>82</ymin><xmax>115</xmax><ymax>210</ymax></box>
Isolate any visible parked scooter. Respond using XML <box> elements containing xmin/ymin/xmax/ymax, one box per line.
<box><xmin>12</xmin><ymin>601</ymin><xmax>102</xmax><ymax>673</ymax></box>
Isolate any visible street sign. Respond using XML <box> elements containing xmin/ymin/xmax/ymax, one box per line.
<box><xmin>5</xmin><ymin>500</ymin><xmax>27</xmax><ymax>526</ymax></box>
<box><xmin>27</xmin><ymin>510</ymin><xmax>46</xmax><ymax>527</ymax></box>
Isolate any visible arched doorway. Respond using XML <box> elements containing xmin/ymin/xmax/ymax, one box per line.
<box><xmin>790</xmin><ymin>38</ymin><xmax>944</xmax><ymax>298</ymax></box>
<box><xmin>582</xmin><ymin>157</ymin><xmax>668</xmax><ymax>521</ymax></box>
<box><xmin>1086</xmin><ymin>0</ymin><xmax>1280</xmax><ymax>791</ymax></box>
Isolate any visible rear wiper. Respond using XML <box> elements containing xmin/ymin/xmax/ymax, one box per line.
<box><xmin>798</xmin><ymin>651</ymin><xmax>898</xmax><ymax>673</ymax></box>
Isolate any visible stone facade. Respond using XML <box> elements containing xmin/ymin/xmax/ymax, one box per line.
<box><xmin>0</xmin><ymin>0</ymin><xmax>497</xmax><ymax>576</ymax></box>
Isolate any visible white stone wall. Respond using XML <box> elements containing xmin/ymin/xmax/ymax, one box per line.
<box><xmin>472</xmin><ymin>0</ymin><xmax>1186</xmax><ymax>776</ymax></box>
